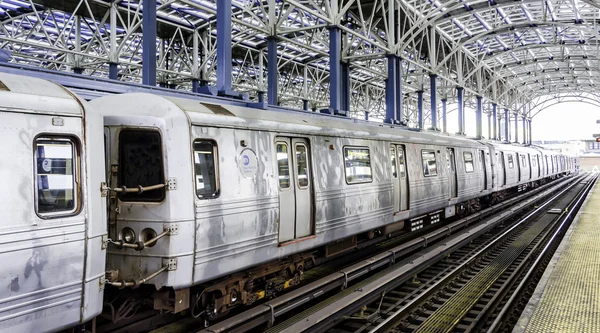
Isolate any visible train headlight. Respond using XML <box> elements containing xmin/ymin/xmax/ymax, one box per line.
<box><xmin>140</xmin><ymin>228</ymin><xmax>158</xmax><ymax>247</ymax></box>
<box><xmin>121</xmin><ymin>227</ymin><xmax>136</xmax><ymax>244</ymax></box>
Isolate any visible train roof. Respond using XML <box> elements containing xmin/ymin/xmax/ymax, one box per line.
<box><xmin>93</xmin><ymin>93</ymin><xmax>486</xmax><ymax>148</ymax></box>
<box><xmin>0</xmin><ymin>73</ymin><xmax>84</xmax><ymax>116</ymax></box>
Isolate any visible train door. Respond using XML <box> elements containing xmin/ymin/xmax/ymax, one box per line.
<box><xmin>275</xmin><ymin>137</ymin><xmax>313</xmax><ymax>243</ymax></box>
<box><xmin>545</xmin><ymin>155</ymin><xmax>549</xmax><ymax>175</ymax></box>
<box><xmin>446</xmin><ymin>148</ymin><xmax>458</xmax><ymax>198</ymax></box>
<box><xmin>391</xmin><ymin>144</ymin><xmax>409</xmax><ymax>211</ymax></box>
<box><xmin>480</xmin><ymin>150</ymin><xmax>487</xmax><ymax>190</ymax></box>
<box><xmin>499</xmin><ymin>152</ymin><xmax>506</xmax><ymax>186</ymax></box>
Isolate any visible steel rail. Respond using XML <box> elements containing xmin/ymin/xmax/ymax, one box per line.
<box><xmin>485</xmin><ymin>174</ymin><xmax>598</xmax><ymax>333</ymax></box>
<box><xmin>366</xmin><ymin>174</ymin><xmax>590</xmax><ymax>333</ymax></box>
<box><xmin>253</xmin><ymin>176</ymin><xmax>582</xmax><ymax>333</ymax></box>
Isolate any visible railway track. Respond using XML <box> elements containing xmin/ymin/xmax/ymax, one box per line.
<box><xmin>142</xmin><ymin>174</ymin><xmax>583</xmax><ymax>333</ymax></box>
<box><xmin>259</xmin><ymin>173</ymin><xmax>594</xmax><ymax>333</ymax></box>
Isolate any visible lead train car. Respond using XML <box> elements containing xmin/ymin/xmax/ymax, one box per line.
<box><xmin>94</xmin><ymin>93</ymin><xmax>573</xmax><ymax>315</ymax></box>
<box><xmin>0</xmin><ymin>73</ymin><xmax>107</xmax><ymax>332</ymax></box>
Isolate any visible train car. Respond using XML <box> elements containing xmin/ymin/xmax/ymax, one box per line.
<box><xmin>0</xmin><ymin>73</ymin><xmax>107</xmax><ymax>332</ymax></box>
<box><xmin>91</xmin><ymin>92</ymin><xmax>574</xmax><ymax>318</ymax></box>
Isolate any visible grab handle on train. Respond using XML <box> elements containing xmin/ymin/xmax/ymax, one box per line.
<box><xmin>110</xmin><ymin>229</ymin><xmax>170</xmax><ymax>251</ymax></box>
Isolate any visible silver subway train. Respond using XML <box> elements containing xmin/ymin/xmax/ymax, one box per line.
<box><xmin>92</xmin><ymin>92</ymin><xmax>577</xmax><ymax>318</ymax></box>
<box><xmin>0</xmin><ymin>73</ymin><xmax>577</xmax><ymax>331</ymax></box>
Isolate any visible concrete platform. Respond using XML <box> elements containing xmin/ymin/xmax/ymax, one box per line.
<box><xmin>513</xmin><ymin>176</ymin><xmax>600</xmax><ymax>333</ymax></box>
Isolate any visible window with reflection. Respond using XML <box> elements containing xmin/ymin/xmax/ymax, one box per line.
<box><xmin>193</xmin><ymin>140</ymin><xmax>219</xmax><ymax>198</ymax></box>
<box><xmin>463</xmin><ymin>152</ymin><xmax>474</xmax><ymax>173</ymax></box>
<box><xmin>344</xmin><ymin>147</ymin><xmax>372</xmax><ymax>184</ymax></box>
<box><xmin>276</xmin><ymin>143</ymin><xmax>290</xmax><ymax>188</ymax></box>
<box><xmin>35</xmin><ymin>137</ymin><xmax>79</xmax><ymax>216</ymax></box>
<box><xmin>295</xmin><ymin>144</ymin><xmax>309</xmax><ymax>188</ymax></box>
<box><xmin>421</xmin><ymin>150</ymin><xmax>437</xmax><ymax>177</ymax></box>
<box><xmin>390</xmin><ymin>147</ymin><xmax>397</xmax><ymax>178</ymax></box>
<box><xmin>508</xmin><ymin>154</ymin><xmax>514</xmax><ymax>169</ymax></box>
<box><xmin>398</xmin><ymin>150</ymin><xmax>406</xmax><ymax>178</ymax></box>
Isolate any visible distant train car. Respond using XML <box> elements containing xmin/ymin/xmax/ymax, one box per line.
<box><xmin>0</xmin><ymin>73</ymin><xmax>107</xmax><ymax>332</ymax></box>
<box><xmin>91</xmin><ymin>93</ymin><xmax>575</xmax><ymax>318</ymax></box>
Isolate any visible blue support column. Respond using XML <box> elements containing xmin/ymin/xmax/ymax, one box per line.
<box><xmin>488</xmin><ymin>112</ymin><xmax>491</xmax><ymax>139</ymax></box>
<box><xmin>267</xmin><ymin>36</ymin><xmax>278</xmax><ymax>105</ymax></box>
<box><xmin>365</xmin><ymin>111</ymin><xmax>369</xmax><ymax>121</ymax></box>
<box><xmin>385</xmin><ymin>55</ymin><xmax>397</xmax><ymax>124</ymax></box>
<box><xmin>216</xmin><ymin>0</ymin><xmax>241</xmax><ymax>97</ymax></box>
<box><xmin>476</xmin><ymin>95</ymin><xmax>483</xmax><ymax>139</ymax></box>
<box><xmin>142</xmin><ymin>0</ymin><xmax>156</xmax><ymax>86</ymax></box>
<box><xmin>529</xmin><ymin>119</ymin><xmax>533</xmax><ymax>143</ymax></box>
<box><xmin>192</xmin><ymin>79</ymin><xmax>199</xmax><ymax>93</ymax></box>
<box><xmin>417</xmin><ymin>90</ymin><xmax>424</xmax><ymax>129</ymax></box>
<box><xmin>504</xmin><ymin>108</ymin><xmax>509</xmax><ymax>142</ymax></box>
<box><xmin>303</xmin><ymin>99</ymin><xmax>309</xmax><ymax>111</ymax></box>
<box><xmin>329</xmin><ymin>26</ymin><xmax>342</xmax><ymax>114</ymax></box>
<box><xmin>395</xmin><ymin>57</ymin><xmax>403</xmax><ymax>122</ymax></box>
<box><xmin>457</xmin><ymin>87</ymin><xmax>464</xmax><ymax>134</ymax></box>
<box><xmin>109</xmin><ymin>63</ymin><xmax>118</xmax><ymax>80</ymax></box>
<box><xmin>442</xmin><ymin>99</ymin><xmax>447</xmax><ymax>133</ymax></box>
<box><xmin>341</xmin><ymin>62</ymin><xmax>350</xmax><ymax>113</ymax></box>
<box><xmin>430</xmin><ymin>74</ymin><xmax>437</xmax><ymax>130</ymax></box>
<box><xmin>522</xmin><ymin>115</ymin><xmax>527</xmax><ymax>144</ymax></box>
<box><xmin>514</xmin><ymin>113</ymin><xmax>519</xmax><ymax>143</ymax></box>
<box><xmin>492</xmin><ymin>103</ymin><xmax>497</xmax><ymax>140</ymax></box>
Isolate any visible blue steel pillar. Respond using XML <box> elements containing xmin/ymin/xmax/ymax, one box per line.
<box><xmin>216</xmin><ymin>0</ymin><xmax>240</xmax><ymax>96</ymax></box>
<box><xmin>341</xmin><ymin>62</ymin><xmax>350</xmax><ymax>113</ymax></box>
<box><xmin>442</xmin><ymin>99</ymin><xmax>447</xmax><ymax>133</ymax></box>
<box><xmin>109</xmin><ymin>63</ymin><xmax>118</xmax><ymax>80</ymax></box>
<box><xmin>522</xmin><ymin>116</ymin><xmax>527</xmax><ymax>144</ymax></box>
<box><xmin>267</xmin><ymin>37</ymin><xmax>278</xmax><ymax>105</ymax></box>
<box><xmin>395</xmin><ymin>57</ymin><xmax>403</xmax><ymax>122</ymax></box>
<box><xmin>303</xmin><ymin>99</ymin><xmax>309</xmax><ymax>111</ymax></box>
<box><xmin>476</xmin><ymin>95</ymin><xmax>483</xmax><ymax>139</ymax></box>
<box><xmin>457</xmin><ymin>87</ymin><xmax>464</xmax><ymax>135</ymax></box>
<box><xmin>385</xmin><ymin>55</ymin><xmax>397</xmax><ymax>124</ymax></box>
<box><xmin>504</xmin><ymin>108</ymin><xmax>509</xmax><ymax>141</ymax></box>
<box><xmin>142</xmin><ymin>0</ymin><xmax>156</xmax><ymax>86</ymax></box>
<box><xmin>417</xmin><ymin>90</ymin><xmax>424</xmax><ymax>129</ymax></box>
<box><xmin>529</xmin><ymin>119</ymin><xmax>533</xmax><ymax>144</ymax></box>
<box><xmin>328</xmin><ymin>26</ymin><xmax>342</xmax><ymax>114</ymax></box>
<box><xmin>492</xmin><ymin>103</ymin><xmax>497</xmax><ymax>140</ymax></box>
<box><xmin>430</xmin><ymin>74</ymin><xmax>437</xmax><ymax>130</ymax></box>
<box><xmin>487</xmin><ymin>112</ymin><xmax>491</xmax><ymax>139</ymax></box>
<box><xmin>514</xmin><ymin>113</ymin><xmax>519</xmax><ymax>143</ymax></box>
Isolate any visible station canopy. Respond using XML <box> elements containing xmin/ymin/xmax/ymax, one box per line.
<box><xmin>1</xmin><ymin>0</ymin><xmax>599</xmax><ymax>123</ymax></box>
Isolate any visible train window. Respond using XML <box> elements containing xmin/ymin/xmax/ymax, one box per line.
<box><xmin>295</xmin><ymin>144</ymin><xmax>309</xmax><ymax>188</ymax></box>
<box><xmin>508</xmin><ymin>154</ymin><xmax>514</xmax><ymax>169</ymax></box>
<box><xmin>390</xmin><ymin>147</ymin><xmax>397</xmax><ymax>178</ymax></box>
<box><xmin>421</xmin><ymin>150</ymin><xmax>438</xmax><ymax>177</ymax></box>
<box><xmin>532</xmin><ymin>156</ymin><xmax>537</xmax><ymax>168</ymax></box>
<box><xmin>34</xmin><ymin>137</ymin><xmax>80</xmax><ymax>217</ymax></box>
<box><xmin>398</xmin><ymin>150</ymin><xmax>406</xmax><ymax>178</ymax></box>
<box><xmin>344</xmin><ymin>147</ymin><xmax>373</xmax><ymax>184</ymax></box>
<box><xmin>118</xmin><ymin>129</ymin><xmax>165</xmax><ymax>202</ymax></box>
<box><xmin>276</xmin><ymin>143</ymin><xmax>290</xmax><ymax>188</ymax></box>
<box><xmin>193</xmin><ymin>140</ymin><xmax>219</xmax><ymax>199</ymax></box>
<box><xmin>463</xmin><ymin>152</ymin><xmax>474</xmax><ymax>173</ymax></box>
<box><xmin>521</xmin><ymin>155</ymin><xmax>527</xmax><ymax>167</ymax></box>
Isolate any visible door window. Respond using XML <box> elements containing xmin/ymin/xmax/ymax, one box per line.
<box><xmin>34</xmin><ymin>137</ymin><xmax>80</xmax><ymax>217</ymax></box>
<box><xmin>118</xmin><ymin>129</ymin><xmax>165</xmax><ymax>202</ymax></box>
<box><xmin>398</xmin><ymin>149</ymin><xmax>406</xmax><ymax>178</ymax></box>
<box><xmin>390</xmin><ymin>146</ymin><xmax>397</xmax><ymax>178</ymax></box>
<box><xmin>508</xmin><ymin>154</ymin><xmax>514</xmax><ymax>168</ymax></box>
<box><xmin>295</xmin><ymin>144</ymin><xmax>309</xmax><ymax>188</ymax></box>
<box><xmin>276</xmin><ymin>143</ymin><xmax>291</xmax><ymax>189</ymax></box>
